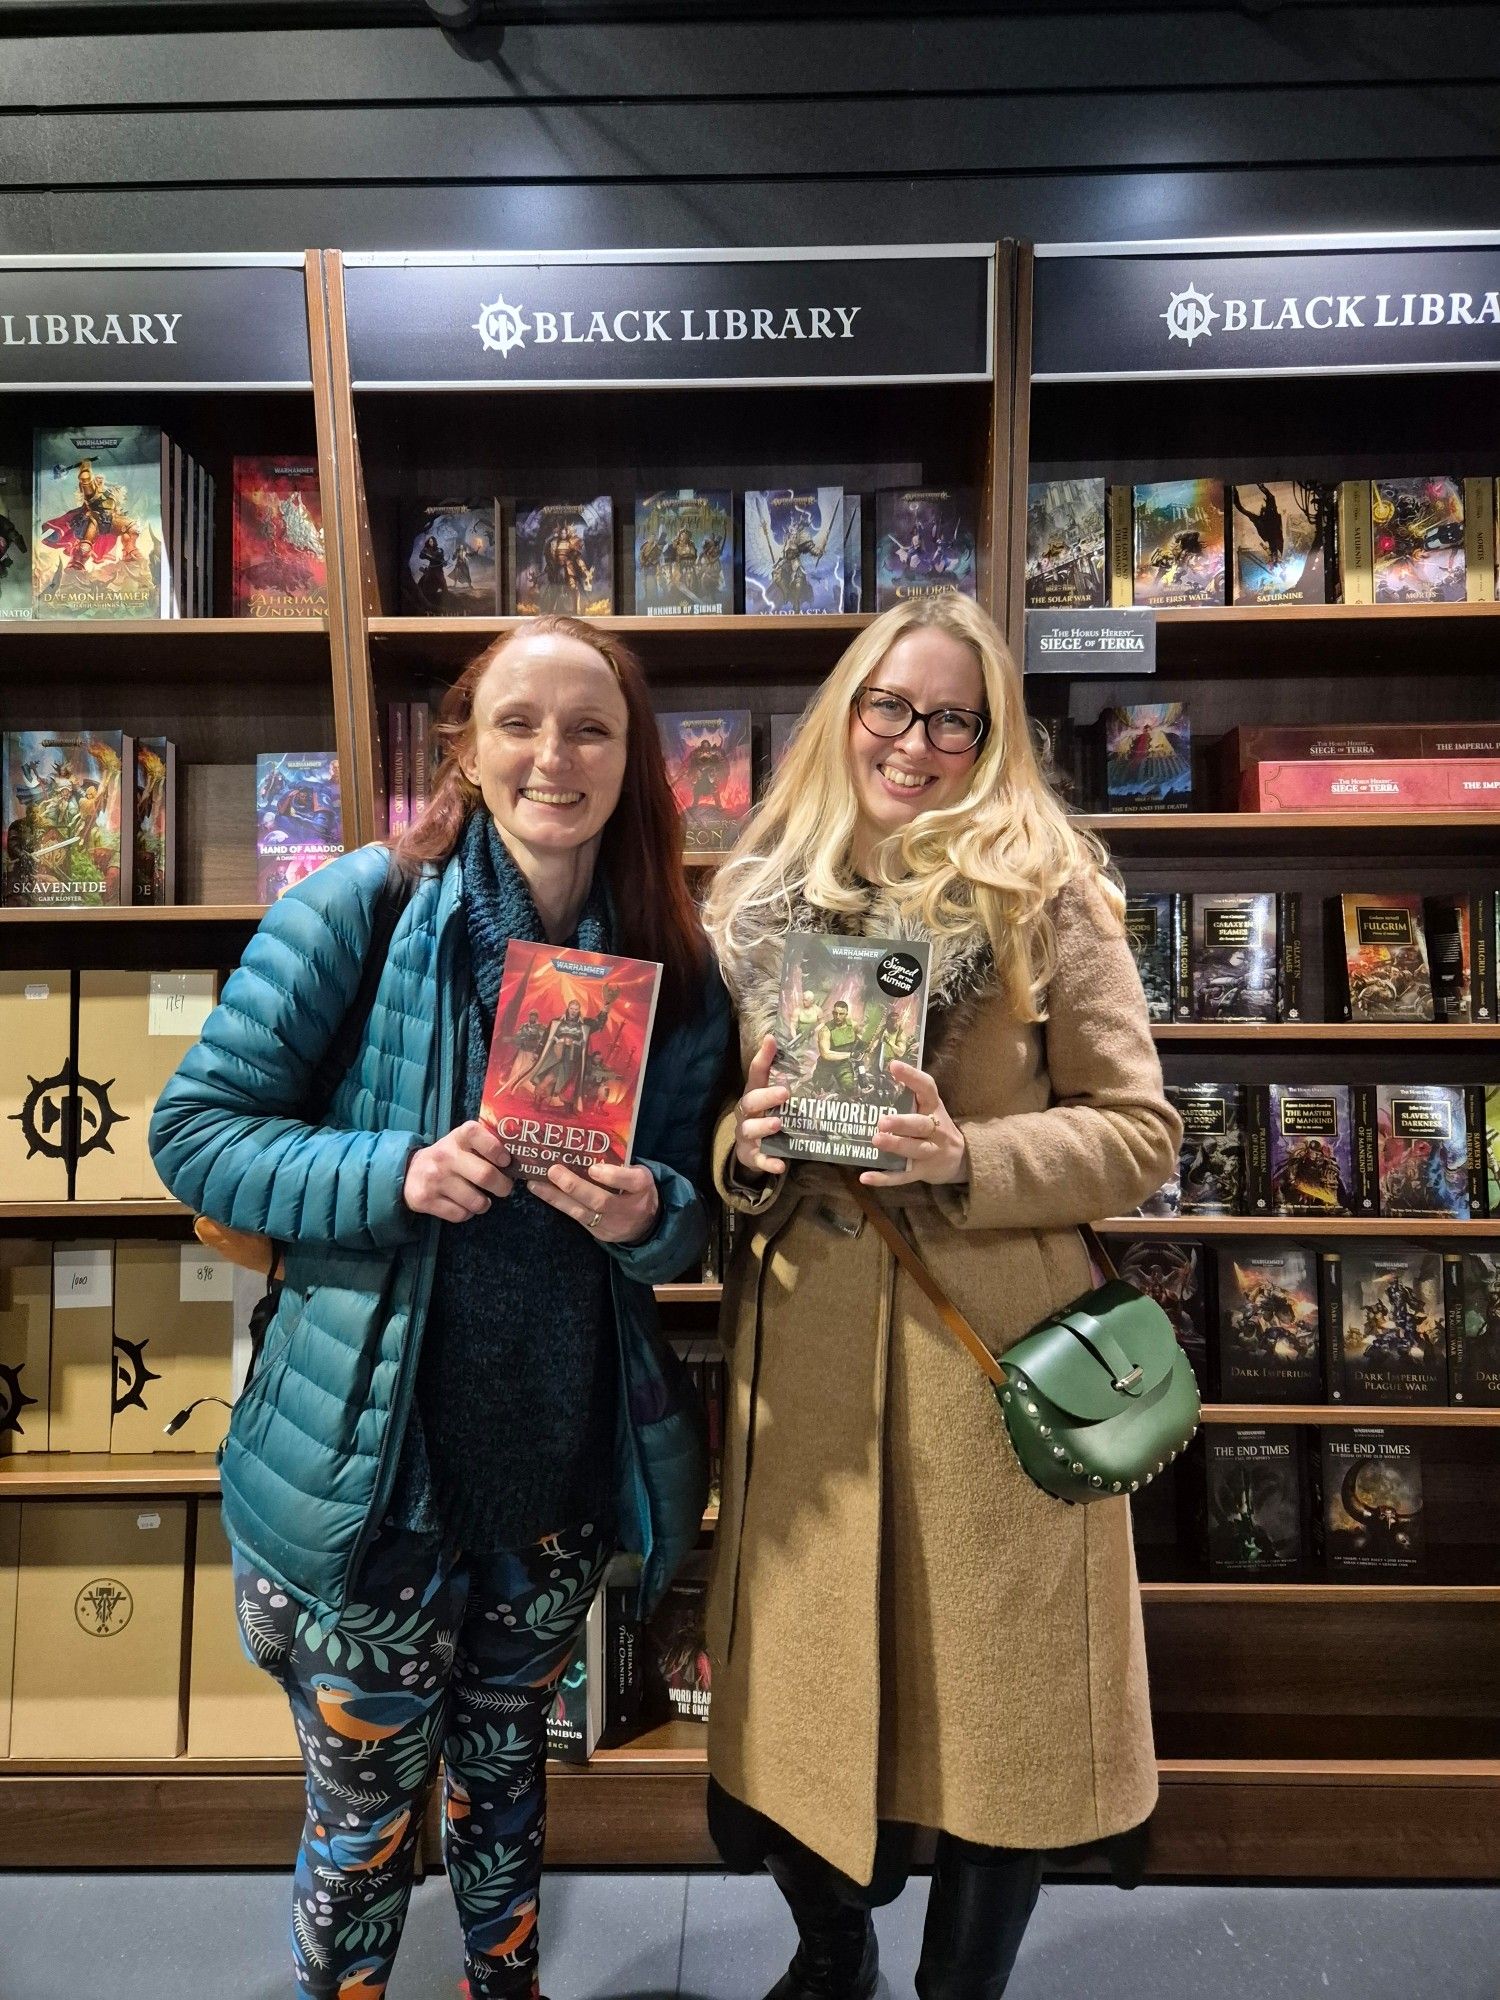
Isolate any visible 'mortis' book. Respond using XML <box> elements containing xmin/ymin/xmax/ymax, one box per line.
<box><xmin>511</xmin><ymin>497</ymin><xmax>614</xmax><ymax>617</ymax></box>
<box><xmin>1217</xmin><ymin>1241</ymin><xmax>1323</xmax><ymax>1402</ymax></box>
<box><xmin>1372</xmin><ymin>477</ymin><xmax>1465</xmax><ymax>603</ymax></box>
<box><xmin>1229</xmin><ymin>480</ymin><xmax>1334</xmax><ymax>605</ymax></box>
<box><xmin>1337</xmin><ymin>893</ymin><xmax>1435</xmax><ymax>1022</ymax></box>
<box><xmin>657</xmin><ymin>710</ymin><xmax>752</xmax><ymax>859</ymax></box>
<box><xmin>1376</xmin><ymin>1082</ymin><xmax>1470</xmax><ymax>1219</ymax></box>
<box><xmin>479</xmin><ymin>942</ymin><xmax>662</xmax><ymax>1178</ymax></box>
<box><xmin>1131</xmin><ymin>480</ymin><xmax>1226</xmax><ymax>607</ymax></box>
<box><xmin>764</xmin><ymin>934</ymin><xmax>932</xmax><ymax>1172</ymax></box>
<box><xmin>1204</xmin><ymin>1425</ymin><xmax>1305</xmax><ymax>1577</ymax></box>
<box><xmin>230</xmin><ymin>457</ymin><xmax>327</xmax><ymax>616</ymax></box>
<box><xmin>875</xmin><ymin>488</ymin><xmax>978</xmax><ymax>609</ymax></box>
<box><xmin>1328</xmin><ymin>1241</ymin><xmax>1449</xmax><ymax>1405</ymax></box>
<box><xmin>1025</xmin><ymin>479</ymin><xmax>1106</xmax><ymax>610</ymax></box>
<box><xmin>635</xmin><ymin>489</ymin><xmax>733</xmax><ymax>616</ymax></box>
<box><xmin>1320</xmin><ymin>1427</ymin><xmax>1425</xmax><ymax>1576</ymax></box>
<box><xmin>1190</xmin><ymin>892</ymin><xmax>1278</xmax><ymax>1022</ymax></box>
<box><xmin>744</xmin><ymin>487</ymin><xmax>844</xmax><ymax>615</ymax></box>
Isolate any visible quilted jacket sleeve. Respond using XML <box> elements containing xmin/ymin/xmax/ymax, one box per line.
<box><xmin>148</xmin><ymin>847</ymin><xmax>425</xmax><ymax>1252</ymax></box>
<box><xmin>605</xmin><ymin>963</ymin><xmax>734</xmax><ymax>1287</ymax></box>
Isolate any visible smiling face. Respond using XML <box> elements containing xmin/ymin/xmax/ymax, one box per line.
<box><xmin>460</xmin><ymin>631</ymin><xmax>630</xmax><ymax>865</ymax></box>
<box><xmin>846</xmin><ymin>625</ymin><xmax>986</xmax><ymax>851</ymax></box>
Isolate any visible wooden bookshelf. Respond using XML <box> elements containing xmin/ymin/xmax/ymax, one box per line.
<box><xmin>0</xmin><ymin>1453</ymin><xmax>222</xmax><ymax>1497</ymax></box>
<box><xmin>0</xmin><ymin>904</ymin><xmax>264</xmax><ymax>926</ymax></box>
<box><xmin>1153</xmin><ymin>1022</ymin><xmax>1499</xmax><ymax>1042</ymax></box>
<box><xmin>0</xmin><ymin>1199</ymin><xmax>193</xmax><ymax>1222</ymax></box>
<box><xmin>1200</xmin><ymin>1403</ymin><xmax>1500</xmax><ymax>1427</ymax></box>
<box><xmin>1139</xmin><ymin>1581</ymin><xmax>1500</xmax><ymax>1605</ymax></box>
<box><xmin>1076</xmin><ymin>811</ymin><xmax>1500</xmax><ymax>854</ymax></box>
<box><xmin>1100</xmin><ymin>1215</ymin><xmax>1497</xmax><ymax>1238</ymax></box>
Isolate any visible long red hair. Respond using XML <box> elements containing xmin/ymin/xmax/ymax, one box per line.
<box><xmin>393</xmin><ymin>617</ymin><xmax>709</xmax><ymax>1033</ymax></box>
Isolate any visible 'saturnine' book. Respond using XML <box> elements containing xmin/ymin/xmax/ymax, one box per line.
<box><xmin>1190</xmin><ymin>892</ymin><xmax>1278</xmax><ymax>1022</ymax></box>
<box><xmin>1229</xmin><ymin>481</ymin><xmax>1334</xmax><ymax>605</ymax></box>
<box><xmin>511</xmin><ymin>497</ymin><xmax>614</xmax><ymax>617</ymax></box>
<box><xmin>230</xmin><ymin>457</ymin><xmax>327</xmax><ymax>615</ymax></box>
<box><xmin>1372</xmin><ymin>477</ymin><xmax>1465</xmax><ymax>603</ymax></box>
<box><xmin>1337</xmin><ymin>893</ymin><xmax>1435</xmax><ymax>1022</ymax></box>
<box><xmin>1455</xmin><ymin>1250</ymin><xmax>1500</xmax><ymax>1406</ymax></box>
<box><xmin>3</xmin><ymin>729</ymin><xmax>131</xmax><ymax>907</ymax></box>
<box><xmin>1217</xmin><ymin>1241</ymin><xmax>1323</xmax><ymax>1402</ymax></box>
<box><xmin>1104</xmin><ymin>704</ymin><xmax>1192</xmax><ymax>811</ymax></box>
<box><xmin>254</xmin><ymin>752</ymin><xmax>343</xmax><ymax>904</ymax></box>
<box><xmin>744</xmin><ymin>487</ymin><xmax>843</xmax><ymax>615</ymax></box>
<box><xmin>402</xmin><ymin>501</ymin><xmax>499</xmax><ymax>616</ymax></box>
<box><xmin>479</xmin><ymin>942</ymin><xmax>661</xmax><ymax>1179</ymax></box>
<box><xmin>635</xmin><ymin>490</ymin><xmax>733</xmax><ymax>615</ymax></box>
<box><xmin>875</xmin><ymin>489</ymin><xmax>978</xmax><ymax>608</ymax></box>
<box><xmin>1262</xmin><ymin>1083</ymin><xmax>1355</xmax><ymax>1217</ymax></box>
<box><xmin>0</xmin><ymin>463</ymin><xmax>30</xmax><ymax>620</ymax></box>
<box><xmin>1025</xmin><ymin>479</ymin><xmax>1106</xmax><ymax>610</ymax></box>
<box><xmin>1143</xmin><ymin>1081</ymin><xmax>1244</xmax><ymax>1216</ymax></box>
<box><xmin>763</xmin><ymin>934</ymin><xmax>932</xmax><ymax>1171</ymax></box>
<box><xmin>132</xmin><ymin>736</ymin><xmax>175</xmax><ymax>906</ymax></box>
<box><xmin>1327</xmin><ymin>1241</ymin><xmax>1448</xmax><ymax>1405</ymax></box>
<box><xmin>33</xmin><ymin>427</ymin><xmax>166</xmax><ymax>618</ymax></box>
<box><xmin>1131</xmin><ymin>480</ymin><xmax>1226</xmax><ymax>606</ymax></box>
<box><xmin>1123</xmin><ymin>892</ymin><xmax>1177</xmax><ymax>1023</ymax></box>
<box><xmin>1116</xmin><ymin>1239</ymin><xmax>1209</xmax><ymax>1392</ymax></box>
<box><xmin>1376</xmin><ymin>1082</ymin><xmax>1470</xmax><ymax>1219</ymax></box>
<box><xmin>1320</xmin><ymin>1427</ymin><xmax>1425</xmax><ymax>1576</ymax></box>
<box><xmin>1204</xmin><ymin>1426</ymin><xmax>1305</xmax><ymax>1577</ymax></box>
<box><xmin>657</xmin><ymin>711</ymin><xmax>752</xmax><ymax>859</ymax></box>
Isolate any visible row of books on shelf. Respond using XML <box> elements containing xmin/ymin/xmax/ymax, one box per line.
<box><xmin>1150</xmin><ymin>1081</ymin><xmax>1499</xmax><ymax>1222</ymax></box>
<box><xmin>1112</xmin><ymin>1233</ymin><xmax>1499</xmax><ymax>1407</ymax></box>
<box><xmin>546</xmin><ymin>1553</ymin><xmax>713</xmax><ymax>1761</ymax></box>
<box><xmin>0</xmin><ymin>434</ymin><xmax>327</xmax><ymax>619</ymax></box>
<box><xmin>1026</xmin><ymin>476</ymin><xmax>1499</xmax><ymax>610</ymax></box>
<box><xmin>1124</xmin><ymin>889</ymin><xmax>1498</xmax><ymax>1024</ymax></box>
<box><xmin>402</xmin><ymin>486</ymin><xmax>976</xmax><ymax>620</ymax></box>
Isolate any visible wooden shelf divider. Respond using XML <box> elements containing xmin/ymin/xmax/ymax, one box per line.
<box><xmin>1101</xmin><ymin>1215</ymin><xmax>1497</xmax><ymax>1238</ymax></box>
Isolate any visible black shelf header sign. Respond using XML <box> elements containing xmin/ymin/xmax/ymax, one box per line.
<box><xmin>1033</xmin><ymin>246</ymin><xmax>1500</xmax><ymax>380</ymax></box>
<box><xmin>342</xmin><ymin>253</ymin><xmax>992</xmax><ymax>388</ymax></box>
<box><xmin>0</xmin><ymin>262</ymin><xmax>312</xmax><ymax>390</ymax></box>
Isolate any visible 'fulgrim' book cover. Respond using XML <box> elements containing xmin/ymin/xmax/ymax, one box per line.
<box><xmin>511</xmin><ymin>497</ymin><xmax>614</xmax><ymax>616</ymax></box>
<box><xmin>657</xmin><ymin>711</ymin><xmax>752</xmax><ymax>859</ymax></box>
<box><xmin>33</xmin><ymin>426</ymin><xmax>165</xmax><ymax>618</ymax></box>
<box><xmin>763</xmin><ymin>934</ymin><xmax>932</xmax><ymax>1171</ymax></box>
<box><xmin>744</xmin><ymin>488</ymin><xmax>843</xmax><ymax>615</ymax></box>
<box><xmin>0</xmin><ymin>464</ymin><xmax>30</xmax><ymax>620</ymax></box>
<box><xmin>254</xmin><ymin>752</ymin><xmax>343</xmax><ymax>904</ymax></box>
<box><xmin>1230</xmin><ymin>481</ymin><xmax>1334</xmax><ymax>605</ymax></box>
<box><xmin>2</xmin><ymin>729</ymin><xmax>130</xmax><ymax>907</ymax></box>
<box><xmin>1338</xmin><ymin>893</ymin><xmax>1435</xmax><ymax>1023</ymax></box>
<box><xmin>1025</xmin><ymin>478</ymin><xmax>1106</xmax><ymax>609</ymax></box>
<box><xmin>635</xmin><ymin>490</ymin><xmax>733</xmax><ymax>615</ymax></box>
<box><xmin>1131</xmin><ymin>479</ymin><xmax>1226</xmax><ymax>606</ymax></box>
<box><xmin>875</xmin><ymin>489</ymin><xmax>977</xmax><ymax>608</ymax></box>
<box><xmin>1372</xmin><ymin>477</ymin><xmax>1465</xmax><ymax>603</ymax></box>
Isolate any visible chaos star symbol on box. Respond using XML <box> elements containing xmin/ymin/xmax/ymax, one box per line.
<box><xmin>473</xmin><ymin>292</ymin><xmax>529</xmax><ymax>358</ymax></box>
<box><xmin>0</xmin><ymin>1361</ymin><xmax>37</xmax><ymax>1438</ymax></box>
<box><xmin>7</xmin><ymin>1066</ymin><xmax>126</xmax><ymax>1161</ymax></box>
<box><xmin>112</xmin><ymin>1335</ymin><xmax>162</xmax><ymax>1416</ymax></box>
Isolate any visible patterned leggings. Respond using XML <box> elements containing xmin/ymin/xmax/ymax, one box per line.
<box><xmin>233</xmin><ymin>1515</ymin><xmax>611</xmax><ymax>2000</ymax></box>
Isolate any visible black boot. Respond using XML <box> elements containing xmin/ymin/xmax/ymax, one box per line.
<box><xmin>914</xmin><ymin>1837</ymin><xmax>1043</xmax><ymax>2000</ymax></box>
<box><xmin>762</xmin><ymin>1848</ymin><xmax>879</xmax><ymax>2000</ymax></box>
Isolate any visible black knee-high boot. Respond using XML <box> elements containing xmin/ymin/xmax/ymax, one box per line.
<box><xmin>914</xmin><ymin>1837</ymin><xmax>1043</xmax><ymax>2000</ymax></box>
<box><xmin>762</xmin><ymin>1848</ymin><xmax>880</xmax><ymax>2000</ymax></box>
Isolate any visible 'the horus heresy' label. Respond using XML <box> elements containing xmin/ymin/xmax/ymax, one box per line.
<box><xmin>764</xmin><ymin>933</ymin><xmax>931</xmax><ymax>1169</ymax></box>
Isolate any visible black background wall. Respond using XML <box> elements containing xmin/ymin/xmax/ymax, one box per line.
<box><xmin>3</xmin><ymin>1</ymin><xmax>1500</xmax><ymax>257</ymax></box>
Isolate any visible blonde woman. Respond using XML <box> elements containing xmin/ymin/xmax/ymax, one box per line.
<box><xmin>701</xmin><ymin>597</ymin><xmax>1180</xmax><ymax>2000</ymax></box>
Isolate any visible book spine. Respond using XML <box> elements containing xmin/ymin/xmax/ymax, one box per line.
<box><xmin>1337</xmin><ymin>480</ymin><xmax>1372</xmax><ymax>604</ymax></box>
<box><xmin>408</xmin><ymin>702</ymin><xmax>431</xmax><ymax>821</ymax></box>
<box><xmin>386</xmin><ymin>702</ymin><xmax>409</xmax><ymax>839</ymax></box>
<box><xmin>1475</xmin><ymin>889</ymin><xmax>1499</xmax><ymax>1023</ymax></box>
<box><xmin>1466</xmin><ymin>1084</ymin><xmax>1490</xmax><ymax>1219</ymax></box>
<box><xmin>1351</xmin><ymin>1083</ymin><xmax>1380</xmax><ymax>1214</ymax></box>
<box><xmin>602</xmin><ymin>1581</ymin><xmax>642</xmax><ymax>1741</ymax></box>
<box><xmin>1320</xmin><ymin>1250</ymin><xmax>1344</xmax><ymax>1401</ymax></box>
<box><xmin>1244</xmin><ymin>1084</ymin><xmax>1271</xmax><ymax>1215</ymax></box>
<box><xmin>1444</xmin><ymin>1252</ymin><xmax>1467</xmax><ymax>1402</ymax></box>
<box><xmin>1173</xmin><ymin>893</ymin><xmax>1192</xmax><ymax>1020</ymax></box>
<box><xmin>1277</xmin><ymin>890</ymin><xmax>1303</xmax><ymax>1021</ymax></box>
<box><xmin>1107</xmin><ymin>485</ymin><xmax>1133</xmax><ymax>607</ymax></box>
<box><xmin>1466</xmin><ymin>476</ymin><xmax>1496</xmax><ymax>603</ymax></box>
<box><xmin>1327</xmin><ymin>894</ymin><xmax>1354</xmax><ymax>1020</ymax></box>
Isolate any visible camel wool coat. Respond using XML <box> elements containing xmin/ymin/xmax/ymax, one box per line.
<box><xmin>705</xmin><ymin>875</ymin><xmax>1182</xmax><ymax>1887</ymax></box>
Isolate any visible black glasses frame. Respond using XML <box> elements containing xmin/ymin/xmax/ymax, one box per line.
<box><xmin>852</xmin><ymin>686</ymin><xmax>990</xmax><ymax>754</ymax></box>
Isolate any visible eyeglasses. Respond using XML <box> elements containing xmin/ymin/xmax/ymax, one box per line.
<box><xmin>853</xmin><ymin>686</ymin><xmax>989</xmax><ymax>755</ymax></box>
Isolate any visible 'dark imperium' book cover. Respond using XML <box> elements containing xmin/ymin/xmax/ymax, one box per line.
<box><xmin>764</xmin><ymin>933</ymin><xmax>932</xmax><ymax>1171</ymax></box>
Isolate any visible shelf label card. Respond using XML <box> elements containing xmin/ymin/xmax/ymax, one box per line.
<box><xmin>1025</xmin><ymin>608</ymin><xmax>1157</xmax><ymax>675</ymax></box>
<box><xmin>149</xmin><ymin>972</ymin><xmax>216</xmax><ymax>1038</ymax></box>
<box><xmin>23</xmin><ymin>983</ymin><xmax>50</xmax><ymax>1001</ymax></box>
<box><xmin>180</xmin><ymin>1246</ymin><xmax>234</xmax><ymax>1304</ymax></box>
<box><xmin>54</xmin><ymin>1243</ymin><xmax>113</xmax><ymax>1310</ymax></box>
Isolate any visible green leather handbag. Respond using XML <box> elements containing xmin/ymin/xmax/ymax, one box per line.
<box><xmin>850</xmin><ymin>1184</ymin><xmax>1201</xmax><ymax>1504</ymax></box>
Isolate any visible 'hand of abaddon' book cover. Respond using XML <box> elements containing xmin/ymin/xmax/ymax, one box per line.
<box><xmin>763</xmin><ymin>934</ymin><xmax>931</xmax><ymax>1170</ymax></box>
<box><xmin>480</xmin><ymin>942</ymin><xmax>661</xmax><ymax>1179</ymax></box>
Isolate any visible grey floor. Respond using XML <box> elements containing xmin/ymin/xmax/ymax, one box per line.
<box><xmin>1</xmin><ymin>1870</ymin><xmax>1498</xmax><ymax>1998</ymax></box>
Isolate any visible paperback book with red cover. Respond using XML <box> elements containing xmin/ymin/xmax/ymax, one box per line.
<box><xmin>480</xmin><ymin>941</ymin><xmax>662</xmax><ymax>1178</ymax></box>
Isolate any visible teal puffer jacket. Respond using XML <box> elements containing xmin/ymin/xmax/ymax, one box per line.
<box><xmin>149</xmin><ymin>842</ymin><xmax>731</xmax><ymax>1623</ymax></box>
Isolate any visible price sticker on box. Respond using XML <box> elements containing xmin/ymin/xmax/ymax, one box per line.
<box><xmin>148</xmin><ymin>972</ymin><xmax>216</xmax><ymax>1038</ymax></box>
<box><xmin>180</xmin><ymin>1245</ymin><xmax>235</xmax><ymax>1303</ymax></box>
<box><xmin>54</xmin><ymin>1243</ymin><xmax>113</xmax><ymax>1310</ymax></box>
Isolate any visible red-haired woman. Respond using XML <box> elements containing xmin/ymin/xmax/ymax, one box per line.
<box><xmin>151</xmin><ymin>618</ymin><xmax>730</xmax><ymax>2000</ymax></box>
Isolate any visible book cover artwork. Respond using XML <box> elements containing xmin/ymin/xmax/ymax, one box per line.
<box><xmin>231</xmin><ymin>458</ymin><xmax>327</xmax><ymax>615</ymax></box>
<box><xmin>1230</xmin><ymin>481</ymin><xmax>1332</xmax><ymax>605</ymax></box>
<box><xmin>1376</xmin><ymin>1083</ymin><xmax>1469</xmax><ymax>1219</ymax></box>
<box><xmin>1341</xmin><ymin>894</ymin><xmax>1435</xmax><ymax>1022</ymax></box>
<box><xmin>0</xmin><ymin>464</ymin><xmax>30</xmax><ymax>620</ymax></box>
<box><xmin>33</xmin><ymin>427</ymin><xmax>162</xmax><ymax>618</ymax></box>
<box><xmin>1116</xmin><ymin>1239</ymin><xmax>1209</xmax><ymax>1392</ymax></box>
<box><xmin>1105</xmin><ymin>704</ymin><xmax>1191</xmax><ymax>811</ymax></box>
<box><xmin>635</xmin><ymin>490</ymin><xmax>733</xmax><ymax>615</ymax></box>
<box><xmin>875</xmin><ymin>489</ymin><xmax>977</xmax><ymax>608</ymax></box>
<box><xmin>1219</xmin><ymin>1243</ymin><xmax>1322</xmax><ymax>1400</ymax></box>
<box><xmin>1372</xmin><ymin>478</ymin><xmax>1465</xmax><ymax>603</ymax></box>
<box><xmin>1205</xmin><ymin>1427</ymin><xmax>1304</xmax><ymax>1577</ymax></box>
<box><xmin>658</xmin><ymin>711</ymin><xmax>752</xmax><ymax>857</ymax></box>
<box><xmin>843</xmin><ymin>493</ymin><xmax>863</xmax><ymax>612</ymax></box>
<box><xmin>1337</xmin><ymin>1244</ymin><xmax>1447</xmax><ymax>1404</ymax></box>
<box><xmin>254</xmin><ymin>752</ymin><xmax>343</xmax><ymax>904</ymax></box>
<box><xmin>1191</xmin><ymin>892</ymin><xmax>1277</xmax><ymax>1021</ymax></box>
<box><xmin>1131</xmin><ymin>480</ymin><xmax>1226</xmax><ymax>606</ymax></box>
<box><xmin>646</xmin><ymin>1568</ymin><xmax>711</xmax><ymax>1723</ymax></box>
<box><xmin>1322</xmin><ymin>1430</ymin><xmax>1424</xmax><ymax>1575</ymax></box>
<box><xmin>764</xmin><ymin>934</ymin><xmax>932</xmax><ymax>1170</ymax></box>
<box><xmin>1460</xmin><ymin>1251</ymin><xmax>1500</xmax><ymax>1404</ymax></box>
<box><xmin>1269</xmin><ymin>1084</ymin><xmax>1354</xmax><ymax>1216</ymax></box>
<box><xmin>1145</xmin><ymin>1082</ymin><xmax>1243</xmax><ymax>1216</ymax></box>
<box><xmin>744</xmin><ymin>487</ymin><xmax>843</xmax><ymax>615</ymax></box>
<box><xmin>1123</xmin><ymin>892</ymin><xmax>1174</xmax><ymax>1022</ymax></box>
<box><xmin>480</xmin><ymin>942</ymin><xmax>661</xmax><ymax>1178</ymax></box>
<box><xmin>403</xmin><ymin>503</ymin><xmax>499</xmax><ymax>616</ymax></box>
<box><xmin>1025</xmin><ymin>479</ymin><xmax>1106</xmax><ymax>610</ymax></box>
<box><xmin>512</xmin><ymin>497</ymin><xmax>614</xmax><ymax>616</ymax></box>
<box><xmin>3</xmin><ymin>730</ymin><xmax>127</xmax><ymax>907</ymax></box>
<box><xmin>132</xmin><ymin>737</ymin><xmax>172</xmax><ymax>906</ymax></box>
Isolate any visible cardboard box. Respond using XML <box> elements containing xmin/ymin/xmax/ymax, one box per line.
<box><xmin>48</xmin><ymin>1240</ymin><xmax>114</xmax><ymax>1453</ymax></box>
<box><xmin>0</xmin><ymin>1239</ymin><xmax>51</xmax><ymax>1455</ymax></box>
<box><xmin>0</xmin><ymin>1504</ymin><xmax>19</xmax><ymax>1758</ymax></box>
<box><xmin>186</xmin><ymin>1505</ymin><xmax>297</xmax><ymax>1758</ymax></box>
<box><xmin>1245</xmin><ymin>758</ymin><xmax>1500</xmax><ymax>814</ymax></box>
<box><xmin>112</xmin><ymin>1240</ymin><xmax>234</xmax><ymax>1454</ymax></box>
<box><xmin>10</xmin><ymin>1499</ymin><xmax>188</xmax><ymax>1758</ymax></box>
<box><xmin>73</xmin><ymin>969</ymin><xmax>217</xmax><ymax>1202</ymax></box>
<box><xmin>0</xmin><ymin>971</ymin><xmax>72</xmax><ymax>1204</ymax></box>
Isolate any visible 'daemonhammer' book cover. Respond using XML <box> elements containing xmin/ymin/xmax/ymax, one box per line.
<box><xmin>763</xmin><ymin>934</ymin><xmax>932</xmax><ymax>1171</ymax></box>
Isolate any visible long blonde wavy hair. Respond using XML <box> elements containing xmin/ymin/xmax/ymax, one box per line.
<box><xmin>702</xmin><ymin>595</ymin><xmax>1119</xmax><ymax>1024</ymax></box>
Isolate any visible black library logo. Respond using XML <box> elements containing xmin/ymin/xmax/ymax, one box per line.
<box><xmin>471</xmin><ymin>290</ymin><xmax>863</xmax><ymax>359</ymax></box>
<box><xmin>1</xmin><ymin>312</ymin><xmax>183</xmax><ymax>348</ymax></box>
